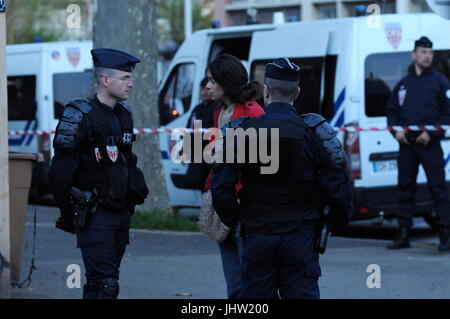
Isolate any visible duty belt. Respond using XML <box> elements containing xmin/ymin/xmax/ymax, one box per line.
<box><xmin>106</xmin><ymin>133</ymin><xmax>136</xmax><ymax>146</ymax></box>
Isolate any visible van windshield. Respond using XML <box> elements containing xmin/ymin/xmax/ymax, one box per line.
<box><xmin>53</xmin><ymin>71</ymin><xmax>93</xmax><ymax>119</ymax></box>
<box><xmin>365</xmin><ymin>50</ymin><xmax>450</xmax><ymax>117</ymax></box>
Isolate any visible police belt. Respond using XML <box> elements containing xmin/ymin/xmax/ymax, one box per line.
<box><xmin>106</xmin><ymin>134</ymin><xmax>136</xmax><ymax>146</ymax></box>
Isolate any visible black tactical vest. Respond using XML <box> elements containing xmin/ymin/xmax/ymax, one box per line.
<box><xmin>231</xmin><ymin>116</ymin><xmax>322</xmax><ymax>232</ymax></box>
<box><xmin>73</xmin><ymin>99</ymin><xmax>136</xmax><ymax>211</ymax></box>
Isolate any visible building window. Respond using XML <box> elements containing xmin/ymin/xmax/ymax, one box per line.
<box><xmin>228</xmin><ymin>6</ymin><xmax>301</xmax><ymax>26</ymax></box>
<box><xmin>412</xmin><ymin>0</ymin><xmax>432</xmax><ymax>12</ymax></box>
<box><xmin>345</xmin><ymin>1</ymin><xmax>396</xmax><ymax>17</ymax></box>
<box><xmin>230</xmin><ymin>11</ymin><xmax>248</xmax><ymax>25</ymax></box>
<box><xmin>316</xmin><ymin>3</ymin><xmax>337</xmax><ymax>19</ymax></box>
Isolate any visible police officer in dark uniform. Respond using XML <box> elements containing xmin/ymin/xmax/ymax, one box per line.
<box><xmin>182</xmin><ymin>77</ymin><xmax>216</xmax><ymax>191</ymax></box>
<box><xmin>387</xmin><ymin>36</ymin><xmax>450</xmax><ymax>251</ymax></box>
<box><xmin>211</xmin><ymin>58</ymin><xmax>353</xmax><ymax>299</ymax></box>
<box><xmin>186</xmin><ymin>77</ymin><xmax>215</xmax><ymax>130</ymax></box>
<box><xmin>48</xmin><ymin>48</ymin><xmax>149</xmax><ymax>298</ymax></box>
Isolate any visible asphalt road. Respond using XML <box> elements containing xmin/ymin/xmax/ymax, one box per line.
<box><xmin>10</xmin><ymin>205</ymin><xmax>450</xmax><ymax>299</ymax></box>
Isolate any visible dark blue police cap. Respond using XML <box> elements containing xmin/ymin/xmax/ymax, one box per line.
<box><xmin>414</xmin><ymin>36</ymin><xmax>432</xmax><ymax>49</ymax></box>
<box><xmin>91</xmin><ymin>48</ymin><xmax>140</xmax><ymax>72</ymax></box>
<box><xmin>265</xmin><ymin>57</ymin><xmax>300</xmax><ymax>82</ymax></box>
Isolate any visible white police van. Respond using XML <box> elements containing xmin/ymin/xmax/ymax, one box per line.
<box><xmin>158</xmin><ymin>13</ymin><xmax>450</xmax><ymax>225</ymax></box>
<box><xmin>7</xmin><ymin>41</ymin><xmax>94</xmax><ymax>199</ymax></box>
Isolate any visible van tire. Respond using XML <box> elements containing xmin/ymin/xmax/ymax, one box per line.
<box><xmin>423</xmin><ymin>214</ymin><xmax>439</xmax><ymax>230</ymax></box>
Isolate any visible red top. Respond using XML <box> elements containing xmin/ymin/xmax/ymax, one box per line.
<box><xmin>204</xmin><ymin>100</ymin><xmax>265</xmax><ymax>191</ymax></box>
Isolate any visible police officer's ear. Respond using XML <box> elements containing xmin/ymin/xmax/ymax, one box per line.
<box><xmin>97</xmin><ymin>74</ymin><xmax>110</xmax><ymax>89</ymax></box>
<box><xmin>411</xmin><ymin>50</ymin><xmax>417</xmax><ymax>62</ymax></box>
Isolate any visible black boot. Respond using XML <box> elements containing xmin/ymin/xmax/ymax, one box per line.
<box><xmin>438</xmin><ymin>227</ymin><xmax>450</xmax><ymax>252</ymax></box>
<box><xmin>83</xmin><ymin>281</ymin><xmax>101</xmax><ymax>299</ymax></box>
<box><xmin>387</xmin><ymin>226</ymin><xmax>411</xmax><ymax>249</ymax></box>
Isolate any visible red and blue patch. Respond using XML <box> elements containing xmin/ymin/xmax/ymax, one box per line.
<box><xmin>51</xmin><ymin>50</ymin><xmax>60</xmax><ymax>60</ymax></box>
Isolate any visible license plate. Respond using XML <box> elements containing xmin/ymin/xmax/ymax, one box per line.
<box><xmin>372</xmin><ymin>160</ymin><xmax>397</xmax><ymax>173</ymax></box>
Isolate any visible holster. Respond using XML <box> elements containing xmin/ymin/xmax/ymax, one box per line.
<box><xmin>70</xmin><ymin>187</ymin><xmax>97</xmax><ymax>230</ymax></box>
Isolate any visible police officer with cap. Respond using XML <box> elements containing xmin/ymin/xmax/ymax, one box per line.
<box><xmin>387</xmin><ymin>36</ymin><xmax>450</xmax><ymax>251</ymax></box>
<box><xmin>49</xmin><ymin>48</ymin><xmax>149</xmax><ymax>298</ymax></box>
<box><xmin>211</xmin><ymin>57</ymin><xmax>353</xmax><ymax>299</ymax></box>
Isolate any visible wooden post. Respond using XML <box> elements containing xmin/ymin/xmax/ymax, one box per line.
<box><xmin>0</xmin><ymin>0</ymin><xmax>11</xmax><ymax>299</ymax></box>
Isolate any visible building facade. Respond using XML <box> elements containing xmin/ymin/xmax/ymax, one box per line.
<box><xmin>213</xmin><ymin>0</ymin><xmax>432</xmax><ymax>26</ymax></box>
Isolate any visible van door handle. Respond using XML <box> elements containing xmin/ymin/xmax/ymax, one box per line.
<box><xmin>369</xmin><ymin>152</ymin><xmax>399</xmax><ymax>161</ymax></box>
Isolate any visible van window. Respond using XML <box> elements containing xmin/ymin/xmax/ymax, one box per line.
<box><xmin>7</xmin><ymin>75</ymin><xmax>36</xmax><ymax>121</ymax></box>
<box><xmin>251</xmin><ymin>56</ymin><xmax>336</xmax><ymax>120</ymax></box>
<box><xmin>209</xmin><ymin>36</ymin><xmax>252</xmax><ymax>62</ymax></box>
<box><xmin>364</xmin><ymin>49</ymin><xmax>450</xmax><ymax>117</ymax></box>
<box><xmin>53</xmin><ymin>71</ymin><xmax>93</xmax><ymax>119</ymax></box>
<box><xmin>159</xmin><ymin>63</ymin><xmax>195</xmax><ymax>126</ymax></box>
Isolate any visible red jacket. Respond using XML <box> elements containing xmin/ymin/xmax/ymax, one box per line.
<box><xmin>204</xmin><ymin>100</ymin><xmax>265</xmax><ymax>191</ymax></box>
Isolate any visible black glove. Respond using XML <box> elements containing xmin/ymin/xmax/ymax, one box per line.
<box><xmin>55</xmin><ymin>205</ymin><xmax>76</xmax><ymax>234</ymax></box>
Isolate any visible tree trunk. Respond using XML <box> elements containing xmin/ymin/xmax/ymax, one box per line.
<box><xmin>94</xmin><ymin>0</ymin><xmax>172</xmax><ymax>214</ymax></box>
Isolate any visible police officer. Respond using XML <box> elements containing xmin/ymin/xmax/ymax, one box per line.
<box><xmin>182</xmin><ymin>77</ymin><xmax>216</xmax><ymax>191</ymax></box>
<box><xmin>186</xmin><ymin>77</ymin><xmax>215</xmax><ymax>130</ymax></box>
<box><xmin>211</xmin><ymin>58</ymin><xmax>353</xmax><ymax>299</ymax></box>
<box><xmin>387</xmin><ymin>36</ymin><xmax>450</xmax><ymax>251</ymax></box>
<box><xmin>48</xmin><ymin>48</ymin><xmax>149</xmax><ymax>298</ymax></box>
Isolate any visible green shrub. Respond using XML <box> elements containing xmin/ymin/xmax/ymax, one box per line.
<box><xmin>130</xmin><ymin>209</ymin><xmax>199</xmax><ymax>232</ymax></box>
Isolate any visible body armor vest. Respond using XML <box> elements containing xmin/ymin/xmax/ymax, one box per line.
<box><xmin>73</xmin><ymin>100</ymin><xmax>136</xmax><ymax>210</ymax></box>
<box><xmin>229</xmin><ymin>116</ymin><xmax>322</xmax><ymax>232</ymax></box>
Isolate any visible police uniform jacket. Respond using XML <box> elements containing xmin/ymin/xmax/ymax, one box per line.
<box><xmin>386</xmin><ymin>66</ymin><xmax>450</xmax><ymax>141</ymax></box>
<box><xmin>48</xmin><ymin>95</ymin><xmax>148</xmax><ymax>215</ymax></box>
<box><xmin>210</xmin><ymin>102</ymin><xmax>353</xmax><ymax>234</ymax></box>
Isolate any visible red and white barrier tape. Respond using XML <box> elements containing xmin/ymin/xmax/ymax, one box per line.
<box><xmin>8</xmin><ymin>125</ymin><xmax>450</xmax><ymax>136</ymax></box>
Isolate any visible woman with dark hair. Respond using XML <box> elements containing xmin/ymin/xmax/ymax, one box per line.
<box><xmin>201</xmin><ymin>53</ymin><xmax>264</xmax><ymax>299</ymax></box>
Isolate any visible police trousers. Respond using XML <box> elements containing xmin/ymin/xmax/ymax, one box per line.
<box><xmin>397</xmin><ymin>142</ymin><xmax>450</xmax><ymax>228</ymax></box>
<box><xmin>241</xmin><ymin>221</ymin><xmax>321</xmax><ymax>299</ymax></box>
<box><xmin>76</xmin><ymin>206</ymin><xmax>131</xmax><ymax>298</ymax></box>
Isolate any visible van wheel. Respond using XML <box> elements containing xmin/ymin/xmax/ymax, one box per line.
<box><xmin>423</xmin><ymin>214</ymin><xmax>439</xmax><ymax>230</ymax></box>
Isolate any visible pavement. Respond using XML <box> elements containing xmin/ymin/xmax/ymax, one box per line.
<box><xmin>10</xmin><ymin>205</ymin><xmax>450</xmax><ymax>299</ymax></box>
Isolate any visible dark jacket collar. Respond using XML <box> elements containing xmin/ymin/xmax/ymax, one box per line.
<box><xmin>408</xmin><ymin>63</ymin><xmax>433</xmax><ymax>77</ymax></box>
<box><xmin>92</xmin><ymin>95</ymin><xmax>118</xmax><ymax>113</ymax></box>
<box><xmin>266</xmin><ymin>102</ymin><xmax>298</xmax><ymax>115</ymax></box>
